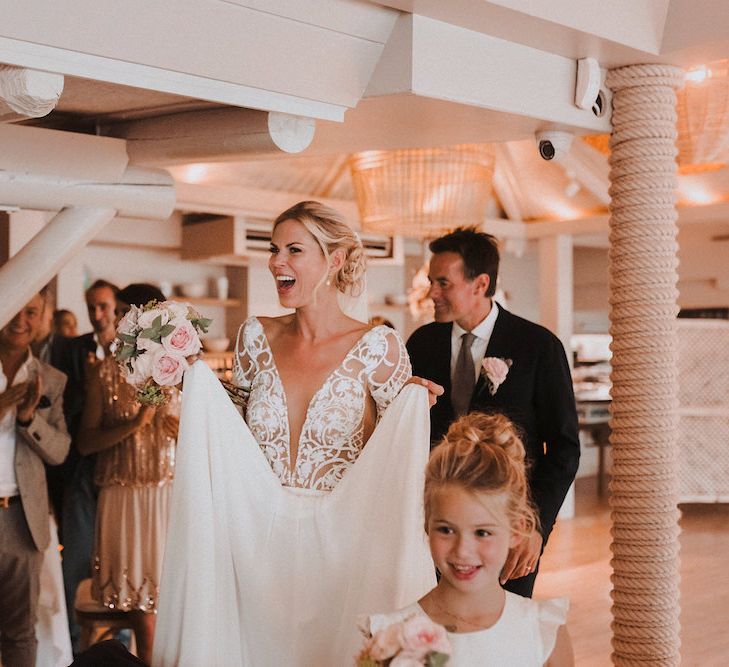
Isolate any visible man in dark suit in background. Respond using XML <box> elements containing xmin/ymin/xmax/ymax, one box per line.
<box><xmin>59</xmin><ymin>279</ymin><xmax>118</xmax><ymax>654</ymax></box>
<box><xmin>407</xmin><ymin>228</ymin><xmax>580</xmax><ymax>597</ymax></box>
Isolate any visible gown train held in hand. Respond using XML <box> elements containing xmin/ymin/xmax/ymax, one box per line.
<box><xmin>152</xmin><ymin>361</ymin><xmax>435</xmax><ymax>667</ymax></box>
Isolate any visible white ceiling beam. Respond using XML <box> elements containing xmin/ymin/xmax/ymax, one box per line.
<box><xmin>0</xmin><ymin>123</ymin><xmax>128</xmax><ymax>181</ymax></box>
<box><xmin>0</xmin><ymin>64</ymin><xmax>63</xmax><ymax>121</ymax></box>
<box><xmin>365</xmin><ymin>14</ymin><xmax>611</xmax><ymax>131</ymax></box>
<box><xmin>0</xmin><ymin>36</ymin><xmax>346</xmax><ymax>123</ymax></box>
<box><xmin>0</xmin><ymin>0</ymin><xmax>399</xmax><ymax>120</ymax></box>
<box><xmin>110</xmin><ymin>109</ymin><xmax>316</xmax><ymax>166</ymax></box>
<box><xmin>375</xmin><ymin>0</ymin><xmax>672</xmax><ymax>66</ymax></box>
<box><xmin>0</xmin><ymin>167</ymin><xmax>175</xmax><ymax>220</ymax></box>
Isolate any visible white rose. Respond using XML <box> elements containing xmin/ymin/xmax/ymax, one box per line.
<box><xmin>165</xmin><ymin>301</ymin><xmax>190</xmax><ymax>321</ymax></box>
<box><xmin>124</xmin><ymin>351</ymin><xmax>155</xmax><ymax>387</ymax></box>
<box><xmin>136</xmin><ymin>337</ymin><xmax>164</xmax><ymax>353</ymax></box>
<box><xmin>116</xmin><ymin>307</ymin><xmax>140</xmax><ymax>336</ymax></box>
<box><xmin>138</xmin><ymin>307</ymin><xmax>169</xmax><ymax>330</ymax></box>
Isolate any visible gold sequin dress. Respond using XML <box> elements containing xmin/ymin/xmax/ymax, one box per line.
<box><xmin>91</xmin><ymin>357</ymin><xmax>179</xmax><ymax>612</ymax></box>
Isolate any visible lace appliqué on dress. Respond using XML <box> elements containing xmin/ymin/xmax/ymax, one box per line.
<box><xmin>233</xmin><ymin>316</ymin><xmax>411</xmax><ymax>491</ymax></box>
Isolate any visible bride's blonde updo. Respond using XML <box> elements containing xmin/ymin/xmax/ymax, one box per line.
<box><xmin>273</xmin><ymin>201</ymin><xmax>366</xmax><ymax>296</ymax></box>
<box><xmin>424</xmin><ymin>412</ymin><xmax>539</xmax><ymax>538</ymax></box>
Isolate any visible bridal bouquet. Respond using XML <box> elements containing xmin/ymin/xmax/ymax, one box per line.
<box><xmin>357</xmin><ymin>615</ymin><xmax>450</xmax><ymax>667</ymax></box>
<box><xmin>114</xmin><ymin>300</ymin><xmax>212</xmax><ymax>405</ymax></box>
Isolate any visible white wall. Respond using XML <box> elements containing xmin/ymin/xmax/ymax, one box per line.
<box><xmin>55</xmin><ymin>214</ymin><xmax>228</xmax><ymax>338</ymax></box>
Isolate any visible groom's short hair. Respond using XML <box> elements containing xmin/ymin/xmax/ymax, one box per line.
<box><xmin>429</xmin><ymin>227</ymin><xmax>500</xmax><ymax>298</ymax></box>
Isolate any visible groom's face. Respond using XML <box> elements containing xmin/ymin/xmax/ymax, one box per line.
<box><xmin>427</xmin><ymin>252</ymin><xmax>490</xmax><ymax>327</ymax></box>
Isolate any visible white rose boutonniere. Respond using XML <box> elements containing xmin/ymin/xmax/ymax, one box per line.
<box><xmin>481</xmin><ymin>357</ymin><xmax>512</xmax><ymax>395</ymax></box>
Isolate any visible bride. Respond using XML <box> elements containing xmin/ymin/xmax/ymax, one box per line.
<box><xmin>153</xmin><ymin>202</ymin><xmax>440</xmax><ymax>666</ymax></box>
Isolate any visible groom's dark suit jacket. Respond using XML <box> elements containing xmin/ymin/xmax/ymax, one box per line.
<box><xmin>406</xmin><ymin>305</ymin><xmax>580</xmax><ymax>544</ymax></box>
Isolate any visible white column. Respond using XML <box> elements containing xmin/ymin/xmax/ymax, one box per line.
<box><xmin>538</xmin><ymin>234</ymin><xmax>574</xmax><ymax>350</ymax></box>
<box><xmin>538</xmin><ymin>233</ymin><xmax>575</xmax><ymax>519</ymax></box>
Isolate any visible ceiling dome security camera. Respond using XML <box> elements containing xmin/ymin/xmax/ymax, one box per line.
<box><xmin>535</xmin><ymin>130</ymin><xmax>573</xmax><ymax>161</ymax></box>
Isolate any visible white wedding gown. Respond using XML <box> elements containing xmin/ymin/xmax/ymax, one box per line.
<box><xmin>152</xmin><ymin>361</ymin><xmax>435</xmax><ymax>666</ymax></box>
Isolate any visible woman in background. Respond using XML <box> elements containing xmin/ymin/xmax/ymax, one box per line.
<box><xmin>78</xmin><ymin>284</ymin><xmax>179</xmax><ymax>665</ymax></box>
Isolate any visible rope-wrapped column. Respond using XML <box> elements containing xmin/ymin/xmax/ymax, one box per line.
<box><xmin>606</xmin><ymin>64</ymin><xmax>684</xmax><ymax>666</ymax></box>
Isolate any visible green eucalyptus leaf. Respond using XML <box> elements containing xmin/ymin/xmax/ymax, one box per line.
<box><xmin>427</xmin><ymin>651</ymin><xmax>450</xmax><ymax>667</ymax></box>
<box><xmin>191</xmin><ymin>317</ymin><xmax>213</xmax><ymax>334</ymax></box>
<box><xmin>117</xmin><ymin>345</ymin><xmax>136</xmax><ymax>361</ymax></box>
<box><xmin>159</xmin><ymin>324</ymin><xmax>176</xmax><ymax>338</ymax></box>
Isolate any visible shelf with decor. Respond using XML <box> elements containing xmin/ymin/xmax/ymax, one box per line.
<box><xmin>180</xmin><ymin>297</ymin><xmax>242</xmax><ymax>308</ymax></box>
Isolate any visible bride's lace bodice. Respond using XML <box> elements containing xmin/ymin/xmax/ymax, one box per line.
<box><xmin>233</xmin><ymin>316</ymin><xmax>411</xmax><ymax>491</ymax></box>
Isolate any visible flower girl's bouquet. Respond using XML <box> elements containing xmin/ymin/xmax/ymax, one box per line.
<box><xmin>357</xmin><ymin>615</ymin><xmax>451</xmax><ymax>667</ymax></box>
<box><xmin>114</xmin><ymin>300</ymin><xmax>211</xmax><ymax>405</ymax></box>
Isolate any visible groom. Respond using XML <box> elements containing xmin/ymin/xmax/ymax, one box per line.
<box><xmin>407</xmin><ymin>227</ymin><xmax>580</xmax><ymax>597</ymax></box>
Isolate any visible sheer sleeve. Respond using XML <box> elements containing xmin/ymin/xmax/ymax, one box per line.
<box><xmin>367</xmin><ymin>327</ymin><xmax>412</xmax><ymax>417</ymax></box>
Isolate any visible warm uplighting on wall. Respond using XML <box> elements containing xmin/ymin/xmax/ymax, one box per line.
<box><xmin>677</xmin><ymin>182</ymin><xmax>723</xmax><ymax>206</ymax></box>
<box><xmin>181</xmin><ymin>163</ymin><xmax>210</xmax><ymax>183</ymax></box>
<box><xmin>349</xmin><ymin>145</ymin><xmax>495</xmax><ymax>237</ymax></box>
<box><xmin>685</xmin><ymin>65</ymin><xmax>709</xmax><ymax>84</ymax></box>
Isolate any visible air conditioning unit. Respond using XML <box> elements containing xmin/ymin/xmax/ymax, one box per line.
<box><xmin>181</xmin><ymin>214</ymin><xmax>403</xmax><ymax>265</ymax></box>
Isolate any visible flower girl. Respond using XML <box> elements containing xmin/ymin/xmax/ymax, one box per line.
<box><xmin>363</xmin><ymin>412</ymin><xmax>574</xmax><ymax>666</ymax></box>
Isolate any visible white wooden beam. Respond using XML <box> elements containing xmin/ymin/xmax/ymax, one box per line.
<box><xmin>113</xmin><ymin>109</ymin><xmax>316</xmax><ymax>165</ymax></box>
<box><xmin>0</xmin><ymin>206</ymin><xmax>115</xmax><ymax>328</ymax></box>
<box><xmin>0</xmin><ymin>123</ymin><xmax>128</xmax><ymax>182</ymax></box>
<box><xmin>0</xmin><ymin>167</ymin><xmax>175</xmax><ymax>220</ymax></box>
<box><xmin>367</xmin><ymin>14</ymin><xmax>611</xmax><ymax>132</ymax></box>
<box><xmin>0</xmin><ymin>35</ymin><xmax>346</xmax><ymax>122</ymax></box>
<box><xmin>0</xmin><ymin>64</ymin><xmax>63</xmax><ymax>121</ymax></box>
<box><xmin>0</xmin><ymin>0</ymin><xmax>399</xmax><ymax>120</ymax></box>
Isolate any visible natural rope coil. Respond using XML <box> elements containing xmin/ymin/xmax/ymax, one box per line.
<box><xmin>605</xmin><ymin>63</ymin><xmax>684</xmax><ymax>666</ymax></box>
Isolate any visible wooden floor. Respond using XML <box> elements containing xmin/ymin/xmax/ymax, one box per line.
<box><xmin>535</xmin><ymin>477</ymin><xmax>729</xmax><ymax>667</ymax></box>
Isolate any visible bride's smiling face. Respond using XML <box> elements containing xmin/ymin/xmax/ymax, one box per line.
<box><xmin>269</xmin><ymin>219</ymin><xmax>329</xmax><ymax>308</ymax></box>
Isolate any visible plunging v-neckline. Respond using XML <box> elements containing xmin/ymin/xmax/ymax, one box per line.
<box><xmin>256</xmin><ymin>318</ymin><xmax>375</xmax><ymax>470</ymax></box>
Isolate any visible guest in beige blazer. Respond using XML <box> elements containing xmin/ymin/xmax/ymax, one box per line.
<box><xmin>0</xmin><ymin>290</ymin><xmax>70</xmax><ymax>667</ymax></box>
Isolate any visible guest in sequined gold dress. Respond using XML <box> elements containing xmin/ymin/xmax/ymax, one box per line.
<box><xmin>77</xmin><ymin>284</ymin><xmax>179</xmax><ymax>665</ymax></box>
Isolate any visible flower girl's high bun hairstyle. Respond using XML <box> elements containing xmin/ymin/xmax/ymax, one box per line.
<box><xmin>273</xmin><ymin>200</ymin><xmax>366</xmax><ymax>296</ymax></box>
<box><xmin>424</xmin><ymin>412</ymin><xmax>539</xmax><ymax>538</ymax></box>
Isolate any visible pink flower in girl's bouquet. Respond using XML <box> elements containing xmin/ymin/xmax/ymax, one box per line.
<box><xmin>368</xmin><ymin>623</ymin><xmax>402</xmax><ymax>661</ymax></box>
<box><xmin>162</xmin><ymin>319</ymin><xmax>201</xmax><ymax>357</ymax></box>
<box><xmin>481</xmin><ymin>356</ymin><xmax>512</xmax><ymax>395</ymax></box>
<box><xmin>399</xmin><ymin>616</ymin><xmax>450</xmax><ymax>657</ymax></box>
<box><xmin>356</xmin><ymin>615</ymin><xmax>450</xmax><ymax>666</ymax></box>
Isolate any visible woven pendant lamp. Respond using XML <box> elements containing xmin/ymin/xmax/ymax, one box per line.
<box><xmin>584</xmin><ymin>60</ymin><xmax>729</xmax><ymax>174</ymax></box>
<box><xmin>349</xmin><ymin>144</ymin><xmax>495</xmax><ymax>237</ymax></box>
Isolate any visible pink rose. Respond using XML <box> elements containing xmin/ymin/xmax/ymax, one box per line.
<box><xmin>399</xmin><ymin>616</ymin><xmax>450</xmax><ymax>657</ymax></box>
<box><xmin>481</xmin><ymin>357</ymin><xmax>511</xmax><ymax>395</ymax></box>
<box><xmin>162</xmin><ymin>319</ymin><xmax>201</xmax><ymax>357</ymax></box>
<box><xmin>151</xmin><ymin>350</ymin><xmax>189</xmax><ymax>387</ymax></box>
<box><xmin>368</xmin><ymin>623</ymin><xmax>402</xmax><ymax>661</ymax></box>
